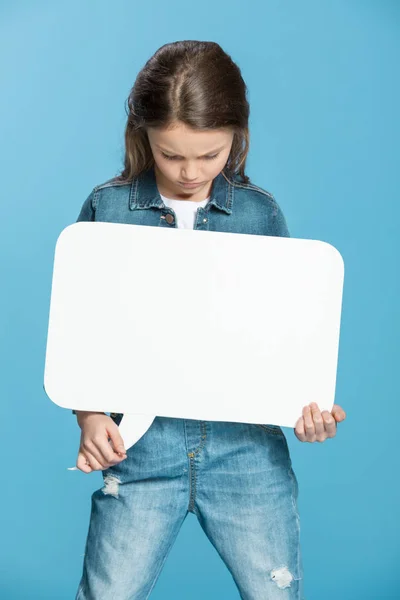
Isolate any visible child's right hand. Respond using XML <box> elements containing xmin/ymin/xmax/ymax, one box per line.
<box><xmin>75</xmin><ymin>412</ymin><xmax>128</xmax><ymax>473</ymax></box>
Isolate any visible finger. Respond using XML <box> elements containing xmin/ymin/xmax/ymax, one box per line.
<box><xmin>322</xmin><ymin>411</ymin><xmax>337</xmax><ymax>438</ymax></box>
<box><xmin>82</xmin><ymin>450</ymin><xmax>105</xmax><ymax>472</ymax></box>
<box><xmin>92</xmin><ymin>433</ymin><xmax>126</xmax><ymax>468</ymax></box>
<box><xmin>294</xmin><ymin>416</ymin><xmax>307</xmax><ymax>442</ymax></box>
<box><xmin>77</xmin><ymin>451</ymin><xmax>94</xmax><ymax>473</ymax></box>
<box><xmin>332</xmin><ymin>404</ymin><xmax>346</xmax><ymax>422</ymax></box>
<box><xmin>108</xmin><ymin>442</ymin><xmax>128</xmax><ymax>463</ymax></box>
<box><xmin>82</xmin><ymin>428</ymin><xmax>124</xmax><ymax>467</ymax></box>
<box><xmin>310</xmin><ymin>402</ymin><xmax>326</xmax><ymax>441</ymax></box>
<box><xmin>303</xmin><ymin>405</ymin><xmax>316</xmax><ymax>441</ymax></box>
<box><xmin>106</xmin><ymin>422</ymin><xmax>127</xmax><ymax>456</ymax></box>
<box><xmin>81</xmin><ymin>438</ymin><xmax>109</xmax><ymax>468</ymax></box>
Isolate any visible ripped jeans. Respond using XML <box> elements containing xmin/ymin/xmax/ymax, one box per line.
<box><xmin>75</xmin><ymin>415</ymin><xmax>304</xmax><ymax>599</ymax></box>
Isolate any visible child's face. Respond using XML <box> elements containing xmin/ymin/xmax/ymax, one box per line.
<box><xmin>147</xmin><ymin>121</ymin><xmax>234</xmax><ymax>200</ymax></box>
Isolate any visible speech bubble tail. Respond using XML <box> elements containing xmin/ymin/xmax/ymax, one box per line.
<box><xmin>117</xmin><ymin>413</ymin><xmax>156</xmax><ymax>449</ymax></box>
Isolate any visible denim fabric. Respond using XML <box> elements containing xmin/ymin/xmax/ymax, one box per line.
<box><xmin>74</xmin><ymin>166</ymin><xmax>303</xmax><ymax>598</ymax></box>
<box><xmin>76</xmin><ymin>416</ymin><xmax>303</xmax><ymax>599</ymax></box>
<box><xmin>75</xmin><ymin>165</ymin><xmax>290</xmax><ymax>238</ymax></box>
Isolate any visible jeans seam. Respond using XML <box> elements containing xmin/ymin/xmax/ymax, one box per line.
<box><xmin>185</xmin><ymin>421</ymin><xmax>208</xmax><ymax>512</ymax></box>
<box><xmin>255</xmin><ymin>424</ymin><xmax>284</xmax><ymax>436</ymax></box>
<box><xmin>188</xmin><ymin>455</ymin><xmax>196</xmax><ymax>512</ymax></box>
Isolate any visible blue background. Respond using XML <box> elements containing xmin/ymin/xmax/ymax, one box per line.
<box><xmin>1</xmin><ymin>1</ymin><xmax>399</xmax><ymax>598</ymax></box>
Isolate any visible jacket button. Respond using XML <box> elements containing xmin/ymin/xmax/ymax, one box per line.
<box><xmin>165</xmin><ymin>213</ymin><xmax>174</xmax><ymax>225</ymax></box>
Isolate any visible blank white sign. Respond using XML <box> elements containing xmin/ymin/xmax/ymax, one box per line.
<box><xmin>44</xmin><ymin>222</ymin><xmax>344</xmax><ymax>429</ymax></box>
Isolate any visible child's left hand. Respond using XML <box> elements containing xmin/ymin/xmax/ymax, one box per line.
<box><xmin>294</xmin><ymin>402</ymin><xmax>346</xmax><ymax>443</ymax></box>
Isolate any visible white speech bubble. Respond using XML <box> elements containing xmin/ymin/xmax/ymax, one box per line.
<box><xmin>44</xmin><ymin>222</ymin><xmax>344</xmax><ymax>451</ymax></box>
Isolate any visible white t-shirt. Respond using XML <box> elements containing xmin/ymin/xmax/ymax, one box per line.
<box><xmin>160</xmin><ymin>194</ymin><xmax>209</xmax><ymax>229</ymax></box>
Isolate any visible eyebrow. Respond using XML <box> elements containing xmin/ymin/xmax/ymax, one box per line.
<box><xmin>155</xmin><ymin>144</ymin><xmax>226</xmax><ymax>157</ymax></box>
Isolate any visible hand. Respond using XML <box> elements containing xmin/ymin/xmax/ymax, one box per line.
<box><xmin>294</xmin><ymin>402</ymin><xmax>346</xmax><ymax>443</ymax></box>
<box><xmin>75</xmin><ymin>412</ymin><xmax>127</xmax><ymax>473</ymax></box>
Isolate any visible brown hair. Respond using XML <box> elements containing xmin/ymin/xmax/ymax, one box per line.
<box><xmin>118</xmin><ymin>40</ymin><xmax>251</xmax><ymax>184</ymax></box>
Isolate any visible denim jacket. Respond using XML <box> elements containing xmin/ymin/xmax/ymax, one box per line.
<box><xmin>72</xmin><ymin>164</ymin><xmax>290</xmax><ymax>417</ymax></box>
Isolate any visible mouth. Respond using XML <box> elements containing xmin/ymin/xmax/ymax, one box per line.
<box><xmin>178</xmin><ymin>181</ymin><xmax>203</xmax><ymax>188</ymax></box>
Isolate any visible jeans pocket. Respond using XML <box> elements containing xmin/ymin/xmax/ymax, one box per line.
<box><xmin>255</xmin><ymin>424</ymin><xmax>285</xmax><ymax>436</ymax></box>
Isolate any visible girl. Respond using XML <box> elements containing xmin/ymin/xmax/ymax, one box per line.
<box><xmin>74</xmin><ymin>40</ymin><xmax>346</xmax><ymax>600</ymax></box>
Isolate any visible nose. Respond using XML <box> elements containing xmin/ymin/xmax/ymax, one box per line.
<box><xmin>181</xmin><ymin>164</ymin><xmax>199</xmax><ymax>182</ymax></box>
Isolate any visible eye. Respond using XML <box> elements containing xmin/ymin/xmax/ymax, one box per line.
<box><xmin>161</xmin><ymin>152</ymin><xmax>220</xmax><ymax>161</ymax></box>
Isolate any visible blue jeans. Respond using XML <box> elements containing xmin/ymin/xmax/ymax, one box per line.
<box><xmin>75</xmin><ymin>415</ymin><xmax>304</xmax><ymax>599</ymax></box>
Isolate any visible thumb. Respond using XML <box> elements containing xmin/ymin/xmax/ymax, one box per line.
<box><xmin>107</xmin><ymin>426</ymin><xmax>126</xmax><ymax>454</ymax></box>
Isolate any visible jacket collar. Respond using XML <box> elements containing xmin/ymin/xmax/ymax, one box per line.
<box><xmin>129</xmin><ymin>163</ymin><xmax>236</xmax><ymax>214</ymax></box>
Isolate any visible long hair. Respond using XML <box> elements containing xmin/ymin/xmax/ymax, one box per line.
<box><xmin>118</xmin><ymin>40</ymin><xmax>251</xmax><ymax>183</ymax></box>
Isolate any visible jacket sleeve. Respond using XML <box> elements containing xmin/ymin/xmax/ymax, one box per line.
<box><xmin>72</xmin><ymin>190</ymin><xmax>96</xmax><ymax>415</ymax></box>
<box><xmin>271</xmin><ymin>201</ymin><xmax>290</xmax><ymax>238</ymax></box>
<box><xmin>76</xmin><ymin>189</ymin><xmax>96</xmax><ymax>222</ymax></box>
